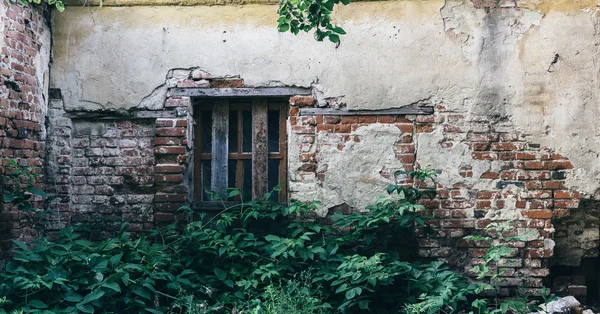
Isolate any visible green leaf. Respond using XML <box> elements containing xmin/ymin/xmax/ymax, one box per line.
<box><xmin>109</xmin><ymin>253</ymin><xmax>123</xmax><ymax>266</ymax></box>
<box><xmin>102</xmin><ymin>282</ymin><xmax>121</xmax><ymax>293</ymax></box>
<box><xmin>3</xmin><ymin>193</ymin><xmax>14</xmax><ymax>202</ymax></box>
<box><xmin>81</xmin><ymin>289</ymin><xmax>105</xmax><ymax>304</ymax></box>
<box><xmin>133</xmin><ymin>288</ymin><xmax>151</xmax><ymax>300</ymax></box>
<box><xmin>335</xmin><ymin>283</ymin><xmax>348</xmax><ymax>294</ymax></box>
<box><xmin>214</xmin><ymin>268</ymin><xmax>227</xmax><ymax>281</ymax></box>
<box><xmin>28</xmin><ymin>187</ymin><xmax>47</xmax><ymax>198</ymax></box>
<box><xmin>333</xmin><ymin>26</ymin><xmax>346</xmax><ymax>35</ymax></box>
<box><xmin>264</xmin><ymin>235</ymin><xmax>280</xmax><ymax>242</ymax></box>
<box><xmin>64</xmin><ymin>290</ymin><xmax>83</xmax><ymax>303</ymax></box>
<box><xmin>278</xmin><ymin>23</ymin><xmax>290</xmax><ymax>32</ymax></box>
<box><xmin>28</xmin><ymin>300</ymin><xmax>47</xmax><ymax>309</ymax></box>
<box><xmin>55</xmin><ymin>1</ymin><xmax>65</xmax><ymax>12</ymax></box>
<box><xmin>328</xmin><ymin>33</ymin><xmax>340</xmax><ymax>43</ymax></box>
<box><xmin>76</xmin><ymin>303</ymin><xmax>94</xmax><ymax>313</ymax></box>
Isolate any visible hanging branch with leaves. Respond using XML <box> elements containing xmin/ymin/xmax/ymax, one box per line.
<box><xmin>277</xmin><ymin>0</ymin><xmax>348</xmax><ymax>43</ymax></box>
<box><xmin>9</xmin><ymin>0</ymin><xmax>65</xmax><ymax>12</ymax></box>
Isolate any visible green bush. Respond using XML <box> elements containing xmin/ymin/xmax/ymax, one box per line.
<box><xmin>0</xmin><ymin>167</ymin><xmax>539</xmax><ymax>313</ymax></box>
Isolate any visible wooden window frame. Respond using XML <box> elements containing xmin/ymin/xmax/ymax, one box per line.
<box><xmin>193</xmin><ymin>97</ymin><xmax>288</xmax><ymax>207</ymax></box>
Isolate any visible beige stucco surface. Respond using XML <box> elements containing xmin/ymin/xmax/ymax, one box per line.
<box><xmin>50</xmin><ymin>0</ymin><xmax>600</xmax><ymax>196</ymax></box>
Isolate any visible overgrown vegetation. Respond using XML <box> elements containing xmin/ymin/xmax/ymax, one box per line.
<box><xmin>0</xmin><ymin>164</ymin><xmax>551</xmax><ymax>313</ymax></box>
<box><xmin>0</xmin><ymin>159</ymin><xmax>51</xmax><ymax>235</ymax></box>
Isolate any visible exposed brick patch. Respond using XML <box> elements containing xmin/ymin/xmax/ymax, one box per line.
<box><xmin>0</xmin><ymin>1</ymin><xmax>50</xmax><ymax>257</ymax></box>
<box><xmin>288</xmin><ymin>99</ymin><xmax>585</xmax><ymax>296</ymax></box>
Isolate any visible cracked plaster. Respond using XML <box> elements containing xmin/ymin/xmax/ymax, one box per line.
<box><xmin>50</xmin><ymin>0</ymin><xmax>600</xmax><ymax>195</ymax></box>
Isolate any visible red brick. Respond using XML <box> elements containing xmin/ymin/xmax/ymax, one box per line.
<box><xmin>289</xmin><ymin>96</ymin><xmax>315</xmax><ymax>108</ymax></box>
<box><xmin>525</xmin><ymin>249</ymin><xmax>553</xmax><ymax>259</ymax></box>
<box><xmin>397</xmin><ymin>154</ymin><xmax>415</xmax><ymax>164</ymax></box>
<box><xmin>292</xmin><ymin>125</ymin><xmax>315</xmax><ymax>134</ymax></box>
<box><xmin>155</xmin><ymin>164</ymin><xmax>183</xmax><ymax>173</ymax></box>
<box><xmin>529</xmin><ymin>200</ymin><xmax>553</xmax><ymax>209</ymax></box>
<box><xmin>491</xmin><ymin>143</ymin><xmax>524</xmax><ymax>151</ymax></box>
<box><xmin>472</xmin><ymin>152</ymin><xmax>496</xmax><ymax>160</ymax></box>
<box><xmin>476</xmin><ymin>200</ymin><xmax>492</xmax><ymax>209</ymax></box>
<box><xmin>323</xmin><ymin>116</ymin><xmax>340</xmax><ymax>124</ymax></box>
<box><xmin>472</xmin><ymin>142</ymin><xmax>490</xmax><ymax>151</ymax></box>
<box><xmin>155</xmin><ymin>137</ymin><xmax>180</xmax><ymax>145</ymax></box>
<box><xmin>553</xmin><ymin>190</ymin><xmax>570</xmax><ymax>199</ymax></box>
<box><xmin>297</xmin><ymin>163</ymin><xmax>316</xmax><ymax>172</ymax></box>
<box><xmin>154</xmin><ymin>146</ymin><xmax>185</xmax><ymax>155</ymax></box>
<box><xmin>378</xmin><ymin>116</ymin><xmax>396</xmax><ymax>123</ymax></box>
<box><xmin>524</xmin><ymin>161</ymin><xmax>543</xmax><ymax>170</ymax></box>
<box><xmin>477</xmin><ymin>191</ymin><xmax>498</xmax><ymax>199</ymax></box>
<box><xmin>468</xmin><ymin>133</ymin><xmax>498</xmax><ymax>141</ymax></box>
<box><xmin>416</xmin><ymin>124</ymin><xmax>433</xmax><ymax>133</ymax></box>
<box><xmin>289</xmin><ymin>107</ymin><xmax>299</xmax><ymax>117</ymax></box>
<box><xmin>395</xmin><ymin>144</ymin><xmax>415</xmax><ymax>154</ymax></box>
<box><xmin>443</xmin><ymin>124</ymin><xmax>461</xmax><ymax>133</ymax></box>
<box><xmin>522</xmin><ymin>190</ymin><xmax>552</xmax><ymax>199</ymax></box>
<box><xmin>334</xmin><ymin>124</ymin><xmax>351</xmax><ymax>133</ymax></box>
<box><xmin>395</xmin><ymin>123</ymin><xmax>413</xmax><ymax>133</ymax></box>
<box><xmin>480</xmin><ymin>172</ymin><xmax>499</xmax><ymax>179</ymax></box>
<box><xmin>416</xmin><ymin>115</ymin><xmax>435</xmax><ymax>123</ymax></box>
<box><xmin>441</xmin><ymin>200</ymin><xmax>475</xmax><ymax>209</ymax></box>
<box><xmin>155</xmin><ymin>128</ymin><xmax>185</xmax><ymax>137</ymax></box>
<box><xmin>316</xmin><ymin>124</ymin><xmax>334</xmax><ymax>132</ymax></box>
<box><xmin>551</xmin><ymin>153</ymin><xmax>567</xmax><ymax>160</ymax></box>
<box><xmin>554</xmin><ymin>199</ymin><xmax>579</xmax><ymax>209</ymax></box>
<box><xmin>155</xmin><ymin>174</ymin><xmax>184</xmax><ymax>183</ymax></box>
<box><xmin>341</xmin><ymin>117</ymin><xmax>358</xmax><ymax>124</ymax></box>
<box><xmin>499</xmin><ymin>152</ymin><xmax>516</xmax><ymax>160</ymax></box>
<box><xmin>544</xmin><ymin>161</ymin><xmax>574</xmax><ymax>170</ymax></box>
<box><xmin>358</xmin><ymin>116</ymin><xmax>377</xmax><ymax>123</ymax></box>
<box><xmin>543</xmin><ymin>180</ymin><xmax>564</xmax><ymax>190</ymax></box>
<box><xmin>210</xmin><ymin>78</ymin><xmax>244</xmax><ymax>88</ymax></box>
<box><xmin>516</xmin><ymin>152</ymin><xmax>536</xmax><ymax>160</ymax></box>
<box><xmin>522</xmin><ymin>210</ymin><xmax>553</xmax><ymax>219</ymax></box>
<box><xmin>516</xmin><ymin>171</ymin><xmax>551</xmax><ymax>180</ymax></box>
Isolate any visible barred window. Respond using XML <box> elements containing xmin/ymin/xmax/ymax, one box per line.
<box><xmin>193</xmin><ymin>98</ymin><xmax>287</xmax><ymax>204</ymax></box>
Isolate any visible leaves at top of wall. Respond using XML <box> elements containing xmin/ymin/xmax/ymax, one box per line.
<box><xmin>277</xmin><ymin>0</ymin><xmax>349</xmax><ymax>43</ymax></box>
<box><xmin>9</xmin><ymin>0</ymin><xmax>65</xmax><ymax>12</ymax></box>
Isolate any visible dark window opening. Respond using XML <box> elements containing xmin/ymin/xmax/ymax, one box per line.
<box><xmin>193</xmin><ymin>98</ymin><xmax>288</xmax><ymax>204</ymax></box>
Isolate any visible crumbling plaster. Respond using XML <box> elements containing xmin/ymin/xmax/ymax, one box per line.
<box><xmin>289</xmin><ymin>124</ymin><xmax>406</xmax><ymax>215</ymax></box>
<box><xmin>50</xmin><ymin>0</ymin><xmax>600</xmax><ymax>194</ymax></box>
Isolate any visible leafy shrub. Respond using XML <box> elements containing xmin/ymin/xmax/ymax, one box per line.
<box><xmin>244</xmin><ymin>272</ymin><xmax>330</xmax><ymax>314</ymax></box>
<box><xmin>0</xmin><ymin>167</ymin><xmax>544</xmax><ymax>314</ymax></box>
<box><xmin>0</xmin><ymin>159</ymin><xmax>51</xmax><ymax>234</ymax></box>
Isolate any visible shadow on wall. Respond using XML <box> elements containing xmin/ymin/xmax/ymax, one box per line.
<box><xmin>550</xmin><ymin>199</ymin><xmax>600</xmax><ymax>304</ymax></box>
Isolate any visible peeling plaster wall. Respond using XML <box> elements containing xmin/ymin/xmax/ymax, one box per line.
<box><xmin>289</xmin><ymin>124</ymin><xmax>406</xmax><ymax>215</ymax></box>
<box><xmin>50</xmin><ymin>1</ymin><xmax>600</xmax><ymax>195</ymax></box>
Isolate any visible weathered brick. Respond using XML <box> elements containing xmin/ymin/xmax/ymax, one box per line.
<box><xmin>155</xmin><ymin>127</ymin><xmax>186</xmax><ymax>137</ymax></box>
<box><xmin>289</xmin><ymin>96</ymin><xmax>315</xmax><ymax>108</ymax></box>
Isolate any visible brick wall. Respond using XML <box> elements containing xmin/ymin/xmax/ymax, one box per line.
<box><xmin>46</xmin><ymin>93</ymin><xmax>192</xmax><ymax>234</ymax></box>
<box><xmin>0</xmin><ymin>1</ymin><xmax>50</xmax><ymax>258</ymax></box>
<box><xmin>44</xmin><ymin>70</ymin><xmax>244</xmax><ymax>232</ymax></box>
<box><xmin>289</xmin><ymin>98</ymin><xmax>586</xmax><ymax>296</ymax></box>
